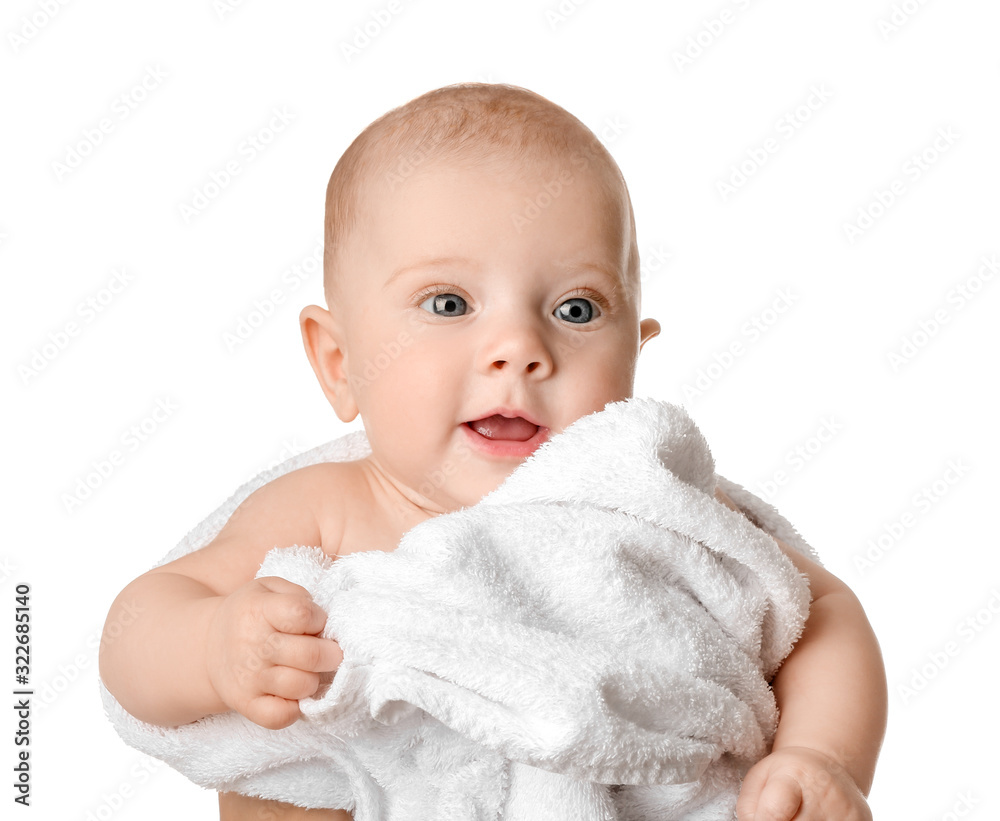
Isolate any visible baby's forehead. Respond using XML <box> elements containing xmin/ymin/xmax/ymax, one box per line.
<box><xmin>355</xmin><ymin>146</ymin><xmax>636</xmax><ymax>301</ymax></box>
<box><xmin>368</xmin><ymin>135</ymin><xmax>629</xmax><ymax>226</ymax></box>
<box><xmin>373</xmin><ymin>148</ymin><xmax>627</xmax><ymax>240</ymax></box>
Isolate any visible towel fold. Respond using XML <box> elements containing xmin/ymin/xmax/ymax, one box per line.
<box><xmin>100</xmin><ymin>397</ymin><xmax>817</xmax><ymax>820</ymax></box>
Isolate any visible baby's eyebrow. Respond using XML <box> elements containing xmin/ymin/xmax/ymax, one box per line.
<box><xmin>562</xmin><ymin>261</ymin><xmax>621</xmax><ymax>288</ymax></box>
<box><xmin>383</xmin><ymin>256</ymin><xmax>622</xmax><ymax>291</ymax></box>
<box><xmin>384</xmin><ymin>256</ymin><xmax>477</xmax><ymax>288</ymax></box>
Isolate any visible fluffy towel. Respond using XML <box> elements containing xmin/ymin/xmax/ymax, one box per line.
<box><xmin>100</xmin><ymin>397</ymin><xmax>818</xmax><ymax>820</ymax></box>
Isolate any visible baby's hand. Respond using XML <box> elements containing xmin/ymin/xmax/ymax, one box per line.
<box><xmin>736</xmin><ymin>746</ymin><xmax>872</xmax><ymax>821</ymax></box>
<box><xmin>206</xmin><ymin>576</ymin><xmax>343</xmax><ymax>730</ymax></box>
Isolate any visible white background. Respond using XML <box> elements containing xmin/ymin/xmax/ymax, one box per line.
<box><xmin>4</xmin><ymin>0</ymin><xmax>999</xmax><ymax>818</ymax></box>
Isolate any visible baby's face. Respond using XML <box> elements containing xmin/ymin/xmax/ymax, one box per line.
<box><xmin>330</xmin><ymin>154</ymin><xmax>659</xmax><ymax>512</ymax></box>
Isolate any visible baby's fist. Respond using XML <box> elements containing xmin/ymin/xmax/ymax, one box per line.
<box><xmin>736</xmin><ymin>746</ymin><xmax>872</xmax><ymax>821</ymax></box>
<box><xmin>206</xmin><ymin>576</ymin><xmax>343</xmax><ymax>730</ymax></box>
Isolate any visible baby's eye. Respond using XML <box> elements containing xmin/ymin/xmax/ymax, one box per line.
<box><xmin>420</xmin><ymin>292</ymin><xmax>468</xmax><ymax>317</ymax></box>
<box><xmin>554</xmin><ymin>297</ymin><xmax>596</xmax><ymax>324</ymax></box>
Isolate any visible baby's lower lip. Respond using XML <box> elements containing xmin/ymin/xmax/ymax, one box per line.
<box><xmin>461</xmin><ymin>421</ymin><xmax>550</xmax><ymax>459</ymax></box>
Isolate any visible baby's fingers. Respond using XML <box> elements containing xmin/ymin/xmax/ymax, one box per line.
<box><xmin>263</xmin><ymin>632</ymin><xmax>344</xmax><ymax>674</ymax></box>
<box><xmin>260</xmin><ymin>664</ymin><xmax>323</xmax><ymax>702</ymax></box>
<box><xmin>243</xmin><ymin>692</ymin><xmax>302</xmax><ymax>731</ymax></box>
<box><xmin>737</xmin><ymin>764</ymin><xmax>802</xmax><ymax>821</ymax></box>
<box><xmin>756</xmin><ymin>774</ymin><xmax>803</xmax><ymax>821</ymax></box>
<box><xmin>257</xmin><ymin>577</ymin><xmax>330</xmax><ymax>636</ymax></box>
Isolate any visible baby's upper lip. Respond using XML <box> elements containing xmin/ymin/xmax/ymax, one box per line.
<box><xmin>466</xmin><ymin>407</ymin><xmax>547</xmax><ymax>429</ymax></box>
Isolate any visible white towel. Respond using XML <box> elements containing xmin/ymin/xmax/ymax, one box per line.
<box><xmin>100</xmin><ymin>397</ymin><xmax>817</xmax><ymax>820</ymax></box>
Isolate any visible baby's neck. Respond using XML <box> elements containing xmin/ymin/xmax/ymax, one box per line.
<box><xmin>354</xmin><ymin>455</ymin><xmax>450</xmax><ymax>527</ymax></box>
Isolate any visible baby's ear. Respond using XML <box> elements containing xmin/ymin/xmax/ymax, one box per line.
<box><xmin>299</xmin><ymin>305</ymin><xmax>359</xmax><ymax>423</ymax></box>
<box><xmin>639</xmin><ymin>317</ymin><xmax>660</xmax><ymax>351</ymax></box>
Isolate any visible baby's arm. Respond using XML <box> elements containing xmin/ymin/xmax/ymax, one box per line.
<box><xmin>715</xmin><ymin>488</ymin><xmax>887</xmax><ymax>821</ymax></box>
<box><xmin>99</xmin><ymin>465</ymin><xmax>345</xmax><ymax>729</ymax></box>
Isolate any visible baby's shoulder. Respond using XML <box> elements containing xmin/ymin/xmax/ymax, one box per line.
<box><xmin>264</xmin><ymin>458</ymin><xmax>417</xmax><ymax>560</ymax></box>
<box><xmin>281</xmin><ymin>458</ymin><xmax>369</xmax><ymax>504</ymax></box>
<box><xmin>149</xmin><ymin>460</ymin><xmax>367</xmax><ymax>594</ymax></box>
<box><xmin>215</xmin><ymin>460</ymin><xmax>367</xmax><ymax>557</ymax></box>
<box><xmin>271</xmin><ymin>459</ymin><xmax>370</xmax><ymax>557</ymax></box>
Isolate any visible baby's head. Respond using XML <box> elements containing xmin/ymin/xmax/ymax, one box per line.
<box><xmin>301</xmin><ymin>83</ymin><xmax>660</xmax><ymax>513</ymax></box>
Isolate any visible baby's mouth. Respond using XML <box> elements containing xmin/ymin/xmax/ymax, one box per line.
<box><xmin>466</xmin><ymin>414</ymin><xmax>540</xmax><ymax>442</ymax></box>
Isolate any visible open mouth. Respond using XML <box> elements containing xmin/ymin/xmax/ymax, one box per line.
<box><xmin>465</xmin><ymin>414</ymin><xmax>540</xmax><ymax>442</ymax></box>
<box><xmin>463</xmin><ymin>412</ymin><xmax>550</xmax><ymax>458</ymax></box>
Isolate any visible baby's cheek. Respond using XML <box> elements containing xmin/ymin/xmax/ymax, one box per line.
<box><xmin>351</xmin><ymin>333</ymin><xmax>418</xmax><ymax>391</ymax></box>
<box><xmin>584</xmin><ymin>347</ymin><xmax>637</xmax><ymax>398</ymax></box>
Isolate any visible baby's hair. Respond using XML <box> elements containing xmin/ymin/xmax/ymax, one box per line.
<box><xmin>322</xmin><ymin>82</ymin><xmax>639</xmax><ymax>307</ymax></box>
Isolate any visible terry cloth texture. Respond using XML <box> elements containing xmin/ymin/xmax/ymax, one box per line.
<box><xmin>101</xmin><ymin>397</ymin><xmax>818</xmax><ymax>821</ymax></box>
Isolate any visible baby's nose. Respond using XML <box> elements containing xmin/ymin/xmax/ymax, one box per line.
<box><xmin>479</xmin><ymin>322</ymin><xmax>555</xmax><ymax>379</ymax></box>
<box><xmin>491</xmin><ymin>358</ymin><xmax>544</xmax><ymax>373</ymax></box>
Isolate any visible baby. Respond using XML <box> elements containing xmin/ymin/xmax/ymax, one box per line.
<box><xmin>100</xmin><ymin>83</ymin><xmax>887</xmax><ymax>821</ymax></box>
